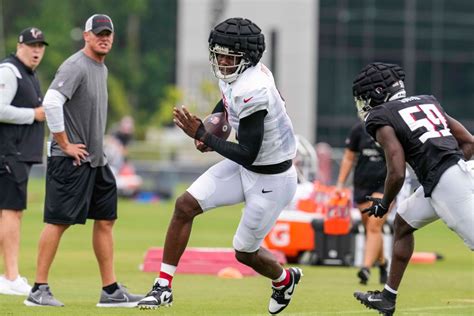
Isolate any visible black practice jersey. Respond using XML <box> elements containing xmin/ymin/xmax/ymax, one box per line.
<box><xmin>365</xmin><ymin>94</ymin><xmax>464</xmax><ymax>197</ymax></box>
<box><xmin>346</xmin><ymin>122</ymin><xmax>386</xmax><ymax>190</ymax></box>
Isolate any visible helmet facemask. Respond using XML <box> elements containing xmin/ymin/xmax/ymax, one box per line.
<box><xmin>209</xmin><ymin>44</ymin><xmax>251</xmax><ymax>83</ymax></box>
<box><xmin>355</xmin><ymin>81</ymin><xmax>406</xmax><ymax>120</ymax></box>
<box><xmin>355</xmin><ymin>96</ymin><xmax>372</xmax><ymax>120</ymax></box>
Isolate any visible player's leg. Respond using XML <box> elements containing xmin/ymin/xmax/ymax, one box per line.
<box><xmin>23</xmin><ymin>223</ymin><xmax>68</xmax><ymax>307</ymax></box>
<box><xmin>93</xmin><ymin>218</ymin><xmax>142</xmax><ymax>307</ymax></box>
<box><xmin>35</xmin><ymin>157</ymin><xmax>92</xmax><ymax>284</ymax></box>
<box><xmin>138</xmin><ymin>159</ymin><xmax>245</xmax><ymax>309</ymax></box>
<box><xmin>92</xmin><ymin>220</ymin><xmax>116</xmax><ymax>286</ymax></box>
<box><xmin>384</xmin><ymin>214</ymin><xmax>415</xmax><ymax>292</ymax></box>
<box><xmin>162</xmin><ymin>192</ymin><xmax>203</xmax><ymax>267</ymax></box>
<box><xmin>354</xmin><ymin>186</ymin><xmax>437</xmax><ymax>315</ymax></box>
<box><xmin>89</xmin><ymin>165</ymin><xmax>142</xmax><ymax>307</ymax></box>
<box><xmin>137</xmin><ymin>192</ymin><xmax>204</xmax><ymax>309</ymax></box>
<box><xmin>1</xmin><ymin>210</ymin><xmax>22</xmax><ymax>280</ymax></box>
<box><xmin>0</xmin><ymin>209</ymin><xmax>33</xmax><ymax>295</ymax></box>
<box><xmin>26</xmin><ymin>157</ymin><xmax>95</xmax><ymax>307</ymax></box>
<box><xmin>35</xmin><ymin>223</ymin><xmax>69</xmax><ymax>284</ymax></box>
<box><xmin>0</xmin><ymin>160</ymin><xmax>32</xmax><ymax>295</ymax></box>
<box><xmin>89</xmin><ymin>164</ymin><xmax>118</xmax><ymax>287</ymax></box>
<box><xmin>357</xmin><ymin>191</ymin><xmax>388</xmax><ymax>285</ymax></box>
<box><xmin>430</xmin><ymin>160</ymin><xmax>474</xmax><ymax>249</ymax></box>
<box><xmin>232</xmin><ymin>165</ymin><xmax>300</xmax><ymax>314</ymax></box>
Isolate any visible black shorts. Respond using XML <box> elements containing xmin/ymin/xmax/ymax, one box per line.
<box><xmin>353</xmin><ymin>186</ymin><xmax>384</xmax><ymax>205</ymax></box>
<box><xmin>44</xmin><ymin>157</ymin><xmax>117</xmax><ymax>225</ymax></box>
<box><xmin>0</xmin><ymin>156</ymin><xmax>32</xmax><ymax>210</ymax></box>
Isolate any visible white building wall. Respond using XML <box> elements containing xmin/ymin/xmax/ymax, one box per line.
<box><xmin>177</xmin><ymin>0</ymin><xmax>318</xmax><ymax>142</ymax></box>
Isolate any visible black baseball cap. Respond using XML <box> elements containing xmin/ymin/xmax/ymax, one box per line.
<box><xmin>18</xmin><ymin>27</ymin><xmax>48</xmax><ymax>46</ymax></box>
<box><xmin>84</xmin><ymin>14</ymin><xmax>114</xmax><ymax>34</ymax></box>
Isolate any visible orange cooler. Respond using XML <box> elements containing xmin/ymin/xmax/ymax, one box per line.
<box><xmin>264</xmin><ymin>210</ymin><xmax>322</xmax><ymax>259</ymax></box>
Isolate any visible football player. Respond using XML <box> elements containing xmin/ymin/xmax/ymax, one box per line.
<box><xmin>352</xmin><ymin>62</ymin><xmax>474</xmax><ymax>315</ymax></box>
<box><xmin>335</xmin><ymin>120</ymin><xmax>390</xmax><ymax>286</ymax></box>
<box><xmin>138</xmin><ymin>18</ymin><xmax>302</xmax><ymax>314</ymax></box>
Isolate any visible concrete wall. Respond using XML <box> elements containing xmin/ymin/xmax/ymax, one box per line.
<box><xmin>177</xmin><ymin>0</ymin><xmax>318</xmax><ymax>142</ymax></box>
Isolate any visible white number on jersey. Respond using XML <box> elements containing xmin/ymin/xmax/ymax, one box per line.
<box><xmin>398</xmin><ymin>103</ymin><xmax>452</xmax><ymax>143</ymax></box>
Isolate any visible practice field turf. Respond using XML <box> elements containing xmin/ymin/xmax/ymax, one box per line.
<box><xmin>0</xmin><ymin>178</ymin><xmax>473</xmax><ymax>315</ymax></box>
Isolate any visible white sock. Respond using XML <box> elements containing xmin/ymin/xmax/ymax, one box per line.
<box><xmin>272</xmin><ymin>269</ymin><xmax>287</xmax><ymax>283</ymax></box>
<box><xmin>160</xmin><ymin>263</ymin><xmax>177</xmax><ymax>276</ymax></box>
<box><xmin>384</xmin><ymin>284</ymin><xmax>398</xmax><ymax>295</ymax></box>
<box><xmin>155</xmin><ymin>278</ymin><xmax>169</xmax><ymax>287</ymax></box>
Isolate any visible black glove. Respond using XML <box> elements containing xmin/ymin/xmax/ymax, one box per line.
<box><xmin>362</xmin><ymin>196</ymin><xmax>389</xmax><ymax>218</ymax></box>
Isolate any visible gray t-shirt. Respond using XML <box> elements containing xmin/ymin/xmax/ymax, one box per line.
<box><xmin>49</xmin><ymin>51</ymin><xmax>109</xmax><ymax>167</ymax></box>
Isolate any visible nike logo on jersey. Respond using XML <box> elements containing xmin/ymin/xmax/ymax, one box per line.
<box><xmin>262</xmin><ymin>189</ymin><xmax>273</xmax><ymax>194</ymax></box>
<box><xmin>243</xmin><ymin>97</ymin><xmax>253</xmax><ymax>103</ymax></box>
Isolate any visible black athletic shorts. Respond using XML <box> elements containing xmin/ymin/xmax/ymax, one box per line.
<box><xmin>44</xmin><ymin>157</ymin><xmax>117</xmax><ymax>225</ymax></box>
<box><xmin>353</xmin><ymin>185</ymin><xmax>384</xmax><ymax>205</ymax></box>
<box><xmin>0</xmin><ymin>156</ymin><xmax>32</xmax><ymax>210</ymax></box>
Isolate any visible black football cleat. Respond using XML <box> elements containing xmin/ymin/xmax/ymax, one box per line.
<box><xmin>357</xmin><ymin>267</ymin><xmax>370</xmax><ymax>285</ymax></box>
<box><xmin>137</xmin><ymin>278</ymin><xmax>173</xmax><ymax>310</ymax></box>
<box><xmin>353</xmin><ymin>290</ymin><xmax>395</xmax><ymax>316</ymax></box>
<box><xmin>268</xmin><ymin>267</ymin><xmax>303</xmax><ymax>314</ymax></box>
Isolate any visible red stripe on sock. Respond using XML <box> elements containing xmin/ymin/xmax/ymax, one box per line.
<box><xmin>272</xmin><ymin>269</ymin><xmax>290</xmax><ymax>287</ymax></box>
<box><xmin>159</xmin><ymin>271</ymin><xmax>173</xmax><ymax>288</ymax></box>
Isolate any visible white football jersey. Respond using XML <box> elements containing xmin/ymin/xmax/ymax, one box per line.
<box><xmin>218</xmin><ymin>63</ymin><xmax>297</xmax><ymax>166</ymax></box>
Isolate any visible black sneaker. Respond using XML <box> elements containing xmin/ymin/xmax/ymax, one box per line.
<box><xmin>268</xmin><ymin>267</ymin><xmax>303</xmax><ymax>314</ymax></box>
<box><xmin>137</xmin><ymin>278</ymin><xmax>173</xmax><ymax>310</ymax></box>
<box><xmin>357</xmin><ymin>267</ymin><xmax>370</xmax><ymax>285</ymax></box>
<box><xmin>379</xmin><ymin>261</ymin><xmax>388</xmax><ymax>284</ymax></box>
<box><xmin>353</xmin><ymin>290</ymin><xmax>396</xmax><ymax>316</ymax></box>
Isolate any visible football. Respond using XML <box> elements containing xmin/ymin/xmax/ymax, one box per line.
<box><xmin>203</xmin><ymin>112</ymin><xmax>231</xmax><ymax>140</ymax></box>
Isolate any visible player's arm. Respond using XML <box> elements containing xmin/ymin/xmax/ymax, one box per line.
<box><xmin>336</xmin><ymin>149</ymin><xmax>356</xmax><ymax>189</ymax></box>
<box><xmin>194</xmin><ymin>99</ymin><xmax>225</xmax><ymax>152</ymax></box>
<box><xmin>375</xmin><ymin>125</ymin><xmax>406</xmax><ymax>207</ymax></box>
<box><xmin>446</xmin><ymin>114</ymin><xmax>474</xmax><ymax>160</ymax></box>
<box><xmin>199</xmin><ymin>110</ymin><xmax>266</xmax><ymax>166</ymax></box>
<box><xmin>336</xmin><ymin>124</ymin><xmax>362</xmax><ymax>189</ymax></box>
<box><xmin>43</xmin><ymin>89</ymin><xmax>89</xmax><ymax>165</ymax></box>
<box><xmin>173</xmin><ymin>105</ymin><xmax>265</xmax><ymax>165</ymax></box>
<box><xmin>0</xmin><ymin>66</ymin><xmax>43</xmax><ymax>124</ymax></box>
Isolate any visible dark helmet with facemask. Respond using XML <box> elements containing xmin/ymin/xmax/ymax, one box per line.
<box><xmin>208</xmin><ymin>17</ymin><xmax>265</xmax><ymax>83</ymax></box>
<box><xmin>353</xmin><ymin>62</ymin><xmax>406</xmax><ymax>119</ymax></box>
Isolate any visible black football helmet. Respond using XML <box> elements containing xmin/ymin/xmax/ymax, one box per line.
<box><xmin>208</xmin><ymin>17</ymin><xmax>265</xmax><ymax>83</ymax></box>
<box><xmin>352</xmin><ymin>62</ymin><xmax>406</xmax><ymax>119</ymax></box>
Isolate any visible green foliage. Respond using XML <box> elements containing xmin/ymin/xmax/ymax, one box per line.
<box><xmin>1</xmin><ymin>0</ymin><xmax>177</xmax><ymax>131</ymax></box>
<box><xmin>149</xmin><ymin>85</ymin><xmax>183</xmax><ymax>127</ymax></box>
<box><xmin>107</xmin><ymin>73</ymin><xmax>132</xmax><ymax>125</ymax></box>
<box><xmin>198</xmin><ymin>79</ymin><xmax>221</xmax><ymax>114</ymax></box>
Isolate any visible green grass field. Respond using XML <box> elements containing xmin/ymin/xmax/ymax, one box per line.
<box><xmin>0</xmin><ymin>178</ymin><xmax>473</xmax><ymax>315</ymax></box>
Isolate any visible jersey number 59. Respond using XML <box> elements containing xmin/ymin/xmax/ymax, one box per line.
<box><xmin>398</xmin><ymin>103</ymin><xmax>452</xmax><ymax>143</ymax></box>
